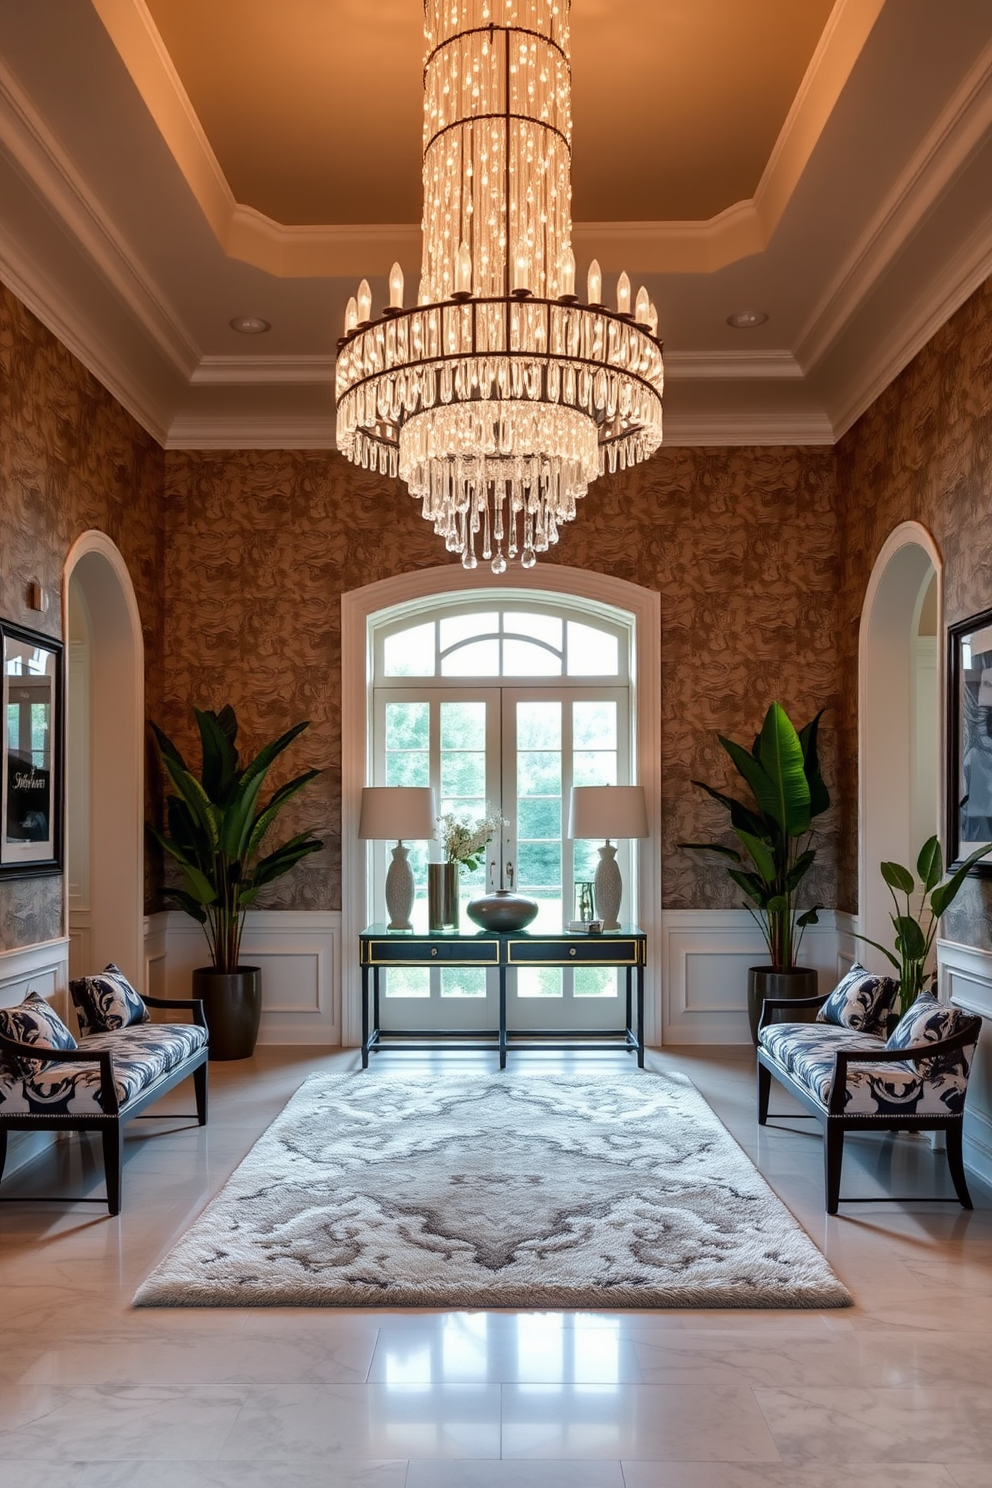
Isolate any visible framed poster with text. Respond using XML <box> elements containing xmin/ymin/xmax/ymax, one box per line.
<box><xmin>0</xmin><ymin>620</ymin><xmax>63</xmax><ymax>877</ymax></box>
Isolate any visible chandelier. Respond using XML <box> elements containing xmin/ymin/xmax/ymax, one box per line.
<box><xmin>335</xmin><ymin>0</ymin><xmax>664</xmax><ymax>573</ymax></box>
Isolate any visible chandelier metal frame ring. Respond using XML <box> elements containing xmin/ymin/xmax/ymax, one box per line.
<box><xmin>335</xmin><ymin>0</ymin><xmax>664</xmax><ymax>573</ymax></box>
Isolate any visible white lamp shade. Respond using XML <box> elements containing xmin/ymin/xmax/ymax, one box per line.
<box><xmin>358</xmin><ymin>786</ymin><xmax>436</xmax><ymax>841</ymax></box>
<box><xmin>568</xmin><ymin>785</ymin><xmax>648</xmax><ymax>841</ymax></box>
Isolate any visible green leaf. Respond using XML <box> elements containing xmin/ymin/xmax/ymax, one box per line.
<box><xmin>161</xmin><ymin>888</ymin><xmax>207</xmax><ymax>924</ymax></box>
<box><xmin>195</xmin><ymin>708</ymin><xmax>240</xmax><ymax>805</ymax></box>
<box><xmin>766</xmin><ymin>894</ymin><xmax>789</xmax><ymax>913</ymax></box>
<box><xmin>726</xmin><ymin>868</ymin><xmax>767</xmax><ymax>906</ymax></box>
<box><xmin>797</xmin><ymin>906</ymin><xmax>821</xmax><ymax>927</ymax></box>
<box><xmin>734</xmin><ymin>828</ymin><xmax>776</xmax><ymax>883</ymax></box>
<box><xmin>689</xmin><ymin>781</ymin><xmax>768</xmax><ymax>839</ymax></box>
<box><xmin>798</xmin><ymin>710</ymin><xmax>830</xmax><ymax>818</ymax></box>
<box><xmin>893</xmin><ymin>915</ymin><xmax>927</xmax><ymax>960</ymax></box>
<box><xmin>785</xmin><ymin>848</ymin><xmax>816</xmax><ymax>892</ymax></box>
<box><xmin>851</xmin><ymin>930</ymin><xmax>901</xmax><ymax>971</ymax></box>
<box><xmin>678</xmin><ymin>842</ymin><xmax>743</xmax><ymax>863</ymax></box>
<box><xmin>247</xmin><ymin>770</ymin><xmax>323</xmax><ymax>859</ymax></box>
<box><xmin>916</xmin><ymin>836</ymin><xmax>942</xmax><ymax>892</ymax></box>
<box><xmin>238</xmin><ymin>720</ymin><xmax>312</xmax><ymax>798</ymax></box>
<box><xmin>250</xmin><ymin>834</ymin><xmax>323</xmax><ymax>888</ymax></box>
<box><xmin>178</xmin><ymin>863</ymin><xmax>218</xmax><ymax>906</ymax></box>
<box><xmin>150</xmin><ymin>721</ymin><xmax>188</xmax><ymax>775</ymax></box>
<box><xmin>759</xmin><ymin>702</ymin><xmax>812</xmax><ymax>836</ymax></box>
<box><xmin>931</xmin><ymin>839</ymin><xmax>992</xmax><ymax>915</ymax></box>
<box><xmin>881</xmin><ymin>860</ymin><xmax>915</xmax><ymax>894</ymax></box>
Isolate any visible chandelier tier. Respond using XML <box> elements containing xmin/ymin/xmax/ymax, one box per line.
<box><xmin>335</xmin><ymin>0</ymin><xmax>664</xmax><ymax>572</ymax></box>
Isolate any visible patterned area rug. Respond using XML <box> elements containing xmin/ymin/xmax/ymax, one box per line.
<box><xmin>134</xmin><ymin>1071</ymin><xmax>850</xmax><ymax>1309</ymax></box>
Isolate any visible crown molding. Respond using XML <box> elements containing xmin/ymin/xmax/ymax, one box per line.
<box><xmin>661</xmin><ymin>411</ymin><xmax>835</xmax><ymax>447</ymax></box>
<box><xmin>165</xmin><ymin>416</ymin><xmax>337</xmax><ymax>450</ymax></box>
<box><xmin>664</xmin><ymin>350</ymin><xmax>803</xmax><ymax>381</ymax></box>
<box><xmin>0</xmin><ymin>231</ymin><xmax>170</xmax><ymax>446</ymax></box>
<box><xmin>797</xmin><ymin>35</ymin><xmax>992</xmax><ymax>374</ymax></box>
<box><xmin>0</xmin><ymin>53</ymin><xmax>199</xmax><ymax>380</ymax></box>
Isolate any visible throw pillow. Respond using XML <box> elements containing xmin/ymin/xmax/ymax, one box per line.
<box><xmin>815</xmin><ymin>962</ymin><xmax>898</xmax><ymax>1034</ymax></box>
<box><xmin>886</xmin><ymin>994</ymin><xmax>964</xmax><ymax>1051</ymax></box>
<box><xmin>70</xmin><ymin>963</ymin><xmax>149</xmax><ymax>1035</ymax></box>
<box><xmin>0</xmin><ymin>990</ymin><xmax>78</xmax><ymax>1076</ymax></box>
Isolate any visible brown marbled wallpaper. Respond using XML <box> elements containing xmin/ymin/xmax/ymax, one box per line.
<box><xmin>836</xmin><ymin>274</ymin><xmax>992</xmax><ymax>939</ymax></box>
<box><xmin>163</xmin><ymin>444</ymin><xmax>841</xmax><ymax>914</ymax></box>
<box><xmin>0</xmin><ymin>281</ymin><xmax>165</xmax><ymax>947</ymax></box>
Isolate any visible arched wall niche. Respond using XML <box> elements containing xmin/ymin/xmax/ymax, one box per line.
<box><xmin>63</xmin><ymin>531</ymin><xmax>144</xmax><ymax>989</ymax></box>
<box><xmin>858</xmin><ymin>521</ymin><xmax>941</xmax><ymax>964</ymax></box>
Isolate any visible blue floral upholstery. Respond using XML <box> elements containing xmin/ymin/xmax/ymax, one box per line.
<box><xmin>0</xmin><ymin>991</ymin><xmax>77</xmax><ymax>1076</ymax></box>
<box><xmin>0</xmin><ymin>1022</ymin><xmax>207</xmax><ymax>1116</ymax></box>
<box><xmin>70</xmin><ymin>964</ymin><xmax>149</xmax><ymax>1035</ymax></box>
<box><xmin>760</xmin><ymin>1018</ymin><xmax>974</xmax><ymax>1116</ymax></box>
<box><xmin>815</xmin><ymin>962</ymin><xmax>898</xmax><ymax>1034</ymax></box>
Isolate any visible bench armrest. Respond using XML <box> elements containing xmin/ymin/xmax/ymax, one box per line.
<box><xmin>827</xmin><ymin>1016</ymin><xmax>982</xmax><ymax>1115</ymax></box>
<box><xmin>143</xmin><ymin>994</ymin><xmax>207</xmax><ymax>1029</ymax></box>
<box><xmin>758</xmin><ymin>991</ymin><xmax>829</xmax><ymax>1029</ymax></box>
<box><xmin>0</xmin><ymin>1032</ymin><xmax>119</xmax><ymax>1114</ymax></box>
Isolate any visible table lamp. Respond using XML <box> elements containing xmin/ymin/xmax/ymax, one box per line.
<box><xmin>358</xmin><ymin>786</ymin><xmax>436</xmax><ymax>930</ymax></box>
<box><xmin>567</xmin><ymin>785</ymin><xmax>648</xmax><ymax>930</ymax></box>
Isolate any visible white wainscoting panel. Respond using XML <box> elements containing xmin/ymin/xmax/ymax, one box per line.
<box><xmin>159</xmin><ymin>910</ymin><xmax>341</xmax><ymax>1045</ymax></box>
<box><xmin>939</xmin><ymin>936</ymin><xmax>992</xmax><ymax>1187</ymax></box>
<box><xmin>0</xmin><ymin>937</ymin><xmax>70</xmax><ymax>1179</ymax></box>
<box><xmin>661</xmin><ymin>909</ymin><xmax>857</xmax><ymax>1045</ymax></box>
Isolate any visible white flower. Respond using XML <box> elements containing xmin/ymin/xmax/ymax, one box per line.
<box><xmin>437</xmin><ymin>806</ymin><xmax>505</xmax><ymax>867</ymax></box>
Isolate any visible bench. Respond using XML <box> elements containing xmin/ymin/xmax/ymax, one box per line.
<box><xmin>0</xmin><ymin>981</ymin><xmax>208</xmax><ymax>1215</ymax></box>
<box><xmin>756</xmin><ymin>970</ymin><xmax>981</xmax><ymax>1214</ymax></box>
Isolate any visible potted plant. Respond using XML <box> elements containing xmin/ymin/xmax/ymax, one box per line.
<box><xmin>149</xmin><ymin>706</ymin><xmax>323</xmax><ymax>1059</ymax></box>
<box><xmin>856</xmin><ymin>834</ymin><xmax>990</xmax><ymax>1017</ymax></box>
<box><xmin>429</xmin><ymin>806</ymin><xmax>504</xmax><ymax>930</ymax></box>
<box><xmin>680</xmin><ymin>702</ymin><xmax>829</xmax><ymax>1042</ymax></box>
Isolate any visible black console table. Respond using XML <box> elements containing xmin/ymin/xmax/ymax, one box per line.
<box><xmin>359</xmin><ymin>925</ymin><xmax>646</xmax><ymax>1069</ymax></box>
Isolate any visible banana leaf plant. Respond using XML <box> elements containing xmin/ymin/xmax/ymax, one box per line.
<box><xmin>855</xmin><ymin>835</ymin><xmax>990</xmax><ymax>1015</ymax></box>
<box><xmin>148</xmin><ymin>706</ymin><xmax>323</xmax><ymax>974</ymax></box>
<box><xmin>680</xmin><ymin>702</ymin><xmax>829</xmax><ymax>971</ymax></box>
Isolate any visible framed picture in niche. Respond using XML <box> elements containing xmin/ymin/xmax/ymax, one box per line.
<box><xmin>947</xmin><ymin>606</ymin><xmax>992</xmax><ymax>875</ymax></box>
<box><xmin>0</xmin><ymin>620</ymin><xmax>63</xmax><ymax>877</ymax></box>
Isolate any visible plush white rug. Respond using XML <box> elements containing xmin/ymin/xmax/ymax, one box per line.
<box><xmin>134</xmin><ymin>1071</ymin><xmax>850</xmax><ymax>1309</ymax></box>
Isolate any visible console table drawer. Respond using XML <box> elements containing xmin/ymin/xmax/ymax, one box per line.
<box><xmin>508</xmin><ymin>937</ymin><xmax>641</xmax><ymax>966</ymax></box>
<box><xmin>362</xmin><ymin>938</ymin><xmax>500</xmax><ymax>966</ymax></box>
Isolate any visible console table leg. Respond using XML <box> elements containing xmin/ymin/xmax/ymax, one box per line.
<box><xmin>636</xmin><ymin>962</ymin><xmax>645</xmax><ymax>1068</ymax></box>
<box><xmin>361</xmin><ymin>964</ymin><xmax>370</xmax><ymax>1070</ymax></box>
<box><xmin>499</xmin><ymin>964</ymin><xmax>507</xmax><ymax>1070</ymax></box>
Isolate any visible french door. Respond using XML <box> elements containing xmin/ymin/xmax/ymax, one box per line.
<box><xmin>371</xmin><ymin>683</ymin><xmax>632</xmax><ymax>1031</ymax></box>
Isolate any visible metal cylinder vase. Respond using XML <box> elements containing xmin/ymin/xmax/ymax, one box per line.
<box><xmin>428</xmin><ymin>862</ymin><xmax>460</xmax><ymax>931</ymax></box>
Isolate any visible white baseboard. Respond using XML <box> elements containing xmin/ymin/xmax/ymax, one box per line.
<box><xmin>155</xmin><ymin>910</ymin><xmax>341</xmax><ymax>1046</ymax></box>
<box><xmin>660</xmin><ymin>909</ymin><xmax>857</xmax><ymax>1045</ymax></box>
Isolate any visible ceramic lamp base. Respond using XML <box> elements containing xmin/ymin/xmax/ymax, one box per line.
<box><xmin>385</xmin><ymin>843</ymin><xmax>415</xmax><ymax>930</ymax></box>
<box><xmin>593</xmin><ymin>843</ymin><xmax>622</xmax><ymax>930</ymax></box>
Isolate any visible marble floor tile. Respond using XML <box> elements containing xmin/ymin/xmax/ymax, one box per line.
<box><xmin>220</xmin><ymin>1382</ymin><xmax>502</xmax><ymax>1460</ymax></box>
<box><xmin>753</xmin><ymin>1383</ymin><xmax>992</xmax><ymax>1462</ymax></box>
<box><xmin>500</xmin><ymin>1382</ymin><xmax>780</xmax><ymax>1461</ymax></box>
<box><xmin>405</xmin><ymin>1460</ymin><xmax>624</xmax><ymax>1487</ymax></box>
<box><xmin>0</xmin><ymin>1385</ymin><xmax>246</xmax><ymax>1461</ymax></box>
<box><xmin>73</xmin><ymin>1460</ymin><xmax>408</xmax><ymax>1488</ymax></box>
<box><xmin>945</xmin><ymin>1466</ymin><xmax>992</xmax><ymax>1488</ymax></box>
<box><xmin>370</xmin><ymin>1315</ymin><xmax>645</xmax><ymax>1384</ymax></box>
<box><xmin>0</xmin><ymin>1463</ymin><xmax>86</xmax><ymax>1488</ymax></box>
<box><xmin>619</xmin><ymin>1464</ymin><xmax>960</xmax><ymax>1488</ymax></box>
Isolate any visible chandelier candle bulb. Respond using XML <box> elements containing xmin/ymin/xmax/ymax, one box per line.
<box><xmin>617</xmin><ymin>272</ymin><xmax>631</xmax><ymax>316</ymax></box>
<box><xmin>389</xmin><ymin>262</ymin><xmax>404</xmax><ymax>310</ymax></box>
<box><xmin>344</xmin><ymin>296</ymin><xmax>358</xmax><ymax>335</ymax></box>
<box><xmin>334</xmin><ymin>0</ymin><xmax>663</xmax><ymax>570</ymax></box>
<box><xmin>635</xmin><ymin>285</ymin><xmax>650</xmax><ymax>325</ymax></box>
<box><xmin>648</xmin><ymin>301</ymin><xmax>659</xmax><ymax>337</ymax></box>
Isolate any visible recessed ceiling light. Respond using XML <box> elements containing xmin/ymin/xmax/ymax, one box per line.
<box><xmin>229</xmin><ymin>315</ymin><xmax>271</xmax><ymax>334</ymax></box>
<box><xmin>726</xmin><ymin>309</ymin><xmax>768</xmax><ymax>329</ymax></box>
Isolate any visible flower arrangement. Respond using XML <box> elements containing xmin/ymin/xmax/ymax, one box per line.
<box><xmin>437</xmin><ymin>807</ymin><xmax>504</xmax><ymax>869</ymax></box>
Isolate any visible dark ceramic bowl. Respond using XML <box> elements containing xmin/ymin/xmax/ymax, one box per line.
<box><xmin>466</xmin><ymin>890</ymin><xmax>539</xmax><ymax>932</ymax></box>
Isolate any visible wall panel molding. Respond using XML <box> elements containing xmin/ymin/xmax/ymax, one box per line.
<box><xmin>939</xmin><ymin>937</ymin><xmax>992</xmax><ymax>1185</ymax></box>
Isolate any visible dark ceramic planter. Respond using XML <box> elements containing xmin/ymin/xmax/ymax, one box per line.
<box><xmin>747</xmin><ymin>965</ymin><xmax>818</xmax><ymax>1046</ymax></box>
<box><xmin>192</xmin><ymin>966</ymin><xmax>262</xmax><ymax>1061</ymax></box>
<box><xmin>466</xmin><ymin>889</ymin><xmax>539</xmax><ymax>932</ymax></box>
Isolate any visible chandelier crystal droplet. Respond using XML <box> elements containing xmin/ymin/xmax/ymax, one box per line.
<box><xmin>335</xmin><ymin>0</ymin><xmax>664</xmax><ymax>572</ymax></box>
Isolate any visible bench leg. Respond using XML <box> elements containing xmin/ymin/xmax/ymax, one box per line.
<box><xmin>193</xmin><ymin>1061</ymin><xmax>208</xmax><ymax>1125</ymax></box>
<box><xmin>946</xmin><ymin>1121</ymin><xmax>973</xmax><ymax>1209</ymax></box>
<box><xmin>102</xmin><ymin>1123</ymin><xmax>123</xmax><ymax>1216</ymax></box>
<box><xmin>757</xmin><ymin>1061</ymin><xmax>771</xmax><ymax>1125</ymax></box>
<box><xmin>824</xmin><ymin>1122</ymin><xmax>844</xmax><ymax>1215</ymax></box>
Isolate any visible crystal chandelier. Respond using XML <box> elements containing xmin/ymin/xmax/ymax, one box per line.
<box><xmin>335</xmin><ymin>0</ymin><xmax>664</xmax><ymax>573</ymax></box>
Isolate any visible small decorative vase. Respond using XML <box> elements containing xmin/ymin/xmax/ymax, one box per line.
<box><xmin>593</xmin><ymin>843</ymin><xmax>622</xmax><ymax>930</ymax></box>
<box><xmin>466</xmin><ymin>889</ymin><xmax>538</xmax><ymax>932</ymax></box>
<box><xmin>428</xmin><ymin>862</ymin><xmax>460</xmax><ymax>931</ymax></box>
<box><xmin>385</xmin><ymin>843</ymin><xmax>415</xmax><ymax>930</ymax></box>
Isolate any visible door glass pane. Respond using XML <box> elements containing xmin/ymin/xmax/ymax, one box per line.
<box><xmin>384</xmin><ymin>623</ymin><xmax>435</xmax><ymax>676</ymax></box>
<box><xmin>566</xmin><ymin>622</ymin><xmax>619</xmax><ymax>676</ymax></box>
<box><xmin>574</xmin><ymin>967</ymin><xmax>618</xmax><ymax>998</ymax></box>
<box><xmin>517</xmin><ymin>967</ymin><xmax>563</xmax><ymax>998</ymax></box>
<box><xmin>441</xmin><ymin>967</ymin><xmax>487</xmax><ymax>998</ymax></box>
<box><xmin>573</xmin><ymin>701</ymin><xmax>617</xmax><ymax>751</ymax></box>
<box><xmin>518</xmin><ymin>702</ymin><xmax>561</xmax><ymax>749</ymax></box>
<box><xmin>385</xmin><ymin>702</ymin><xmax>430</xmax><ymax>787</ymax></box>
<box><xmin>517</xmin><ymin>797</ymin><xmax>561</xmax><ymax>840</ymax></box>
<box><xmin>385</xmin><ymin>968</ymin><xmax>430</xmax><ymax>998</ymax></box>
<box><xmin>440</xmin><ymin>613</ymin><xmax>498</xmax><ymax>649</ymax></box>
<box><xmin>505</xmin><ymin>612</ymin><xmax>562</xmax><ymax>649</ymax></box>
<box><xmin>516</xmin><ymin>701</ymin><xmax>562</xmax><ymax>927</ymax></box>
